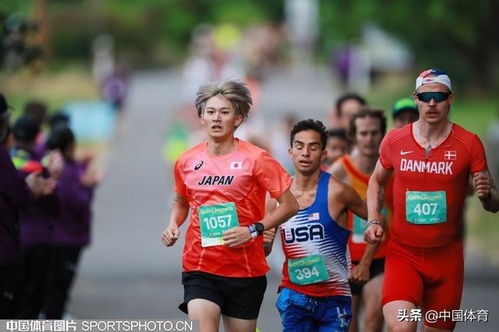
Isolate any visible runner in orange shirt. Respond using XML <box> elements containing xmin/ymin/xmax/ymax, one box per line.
<box><xmin>365</xmin><ymin>69</ymin><xmax>499</xmax><ymax>331</ymax></box>
<box><xmin>161</xmin><ymin>79</ymin><xmax>298</xmax><ymax>332</ymax></box>
<box><xmin>330</xmin><ymin>109</ymin><xmax>391</xmax><ymax>332</ymax></box>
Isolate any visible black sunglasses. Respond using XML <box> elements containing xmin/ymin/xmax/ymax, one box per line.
<box><xmin>416</xmin><ymin>92</ymin><xmax>451</xmax><ymax>103</ymax></box>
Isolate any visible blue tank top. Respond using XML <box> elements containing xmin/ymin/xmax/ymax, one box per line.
<box><xmin>279</xmin><ymin>171</ymin><xmax>351</xmax><ymax>297</ymax></box>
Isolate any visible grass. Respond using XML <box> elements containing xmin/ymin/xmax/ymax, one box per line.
<box><xmin>466</xmin><ymin>198</ymin><xmax>499</xmax><ymax>265</ymax></box>
<box><xmin>450</xmin><ymin>99</ymin><xmax>498</xmax><ymax>137</ymax></box>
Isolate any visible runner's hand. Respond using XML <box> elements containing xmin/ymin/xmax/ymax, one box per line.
<box><xmin>263</xmin><ymin>228</ymin><xmax>277</xmax><ymax>245</ymax></box>
<box><xmin>162</xmin><ymin>223</ymin><xmax>180</xmax><ymax>247</ymax></box>
<box><xmin>473</xmin><ymin>172</ymin><xmax>491</xmax><ymax>200</ymax></box>
<box><xmin>349</xmin><ymin>262</ymin><xmax>370</xmax><ymax>285</ymax></box>
<box><xmin>223</xmin><ymin>227</ymin><xmax>252</xmax><ymax>247</ymax></box>
<box><xmin>364</xmin><ymin>224</ymin><xmax>383</xmax><ymax>244</ymax></box>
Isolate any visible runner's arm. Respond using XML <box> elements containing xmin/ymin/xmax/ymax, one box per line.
<box><xmin>262</xmin><ymin>188</ymin><xmax>299</xmax><ymax>230</ymax></box>
<box><xmin>338</xmin><ymin>180</ymin><xmax>377</xmax><ymax>284</ymax></box>
<box><xmin>342</xmin><ymin>183</ymin><xmax>367</xmax><ymax>220</ymax></box>
<box><xmin>263</xmin><ymin>197</ymin><xmax>279</xmax><ymax>256</ymax></box>
<box><xmin>473</xmin><ymin>170</ymin><xmax>499</xmax><ymax>213</ymax></box>
<box><xmin>263</xmin><ymin>228</ymin><xmax>277</xmax><ymax>256</ymax></box>
<box><xmin>349</xmin><ymin>243</ymin><xmax>377</xmax><ymax>285</ymax></box>
<box><xmin>365</xmin><ymin>161</ymin><xmax>392</xmax><ymax>244</ymax></box>
<box><xmin>161</xmin><ymin>194</ymin><xmax>190</xmax><ymax>247</ymax></box>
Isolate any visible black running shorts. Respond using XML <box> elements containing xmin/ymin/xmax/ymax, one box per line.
<box><xmin>179</xmin><ymin>271</ymin><xmax>267</xmax><ymax>320</ymax></box>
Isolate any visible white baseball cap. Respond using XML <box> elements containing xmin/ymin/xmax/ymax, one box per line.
<box><xmin>415</xmin><ymin>68</ymin><xmax>452</xmax><ymax>91</ymax></box>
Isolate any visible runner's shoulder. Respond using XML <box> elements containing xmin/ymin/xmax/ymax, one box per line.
<box><xmin>384</xmin><ymin>124</ymin><xmax>411</xmax><ymax>145</ymax></box>
<box><xmin>176</xmin><ymin>142</ymin><xmax>206</xmax><ymax>163</ymax></box>
<box><xmin>238</xmin><ymin>139</ymin><xmax>269</xmax><ymax>158</ymax></box>
<box><xmin>451</xmin><ymin>123</ymin><xmax>484</xmax><ymax>150</ymax></box>
<box><xmin>328</xmin><ymin>173</ymin><xmax>351</xmax><ymax>197</ymax></box>
<box><xmin>328</xmin><ymin>157</ymin><xmax>347</xmax><ymax>180</ymax></box>
<box><xmin>238</xmin><ymin>139</ymin><xmax>281</xmax><ymax>170</ymax></box>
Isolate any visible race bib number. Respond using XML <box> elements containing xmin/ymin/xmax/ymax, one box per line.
<box><xmin>199</xmin><ymin>202</ymin><xmax>239</xmax><ymax>247</ymax></box>
<box><xmin>406</xmin><ymin>191</ymin><xmax>447</xmax><ymax>224</ymax></box>
<box><xmin>352</xmin><ymin>207</ymin><xmax>388</xmax><ymax>243</ymax></box>
<box><xmin>288</xmin><ymin>254</ymin><xmax>329</xmax><ymax>285</ymax></box>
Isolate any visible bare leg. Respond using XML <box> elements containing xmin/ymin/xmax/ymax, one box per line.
<box><xmin>222</xmin><ymin>315</ymin><xmax>257</xmax><ymax>332</ymax></box>
<box><xmin>187</xmin><ymin>299</ymin><xmax>221</xmax><ymax>332</ymax></box>
<box><xmin>348</xmin><ymin>294</ymin><xmax>361</xmax><ymax>332</ymax></box>
<box><xmin>383</xmin><ymin>300</ymin><xmax>417</xmax><ymax>332</ymax></box>
<box><xmin>362</xmin><ymin>274</ymin><xmax>384</xmax><ymax>332</ymax></box>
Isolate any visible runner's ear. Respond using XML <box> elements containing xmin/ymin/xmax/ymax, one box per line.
<box><xmin>200</xmin><ymin>113</ymin><xmax>207</xmax><ymax>127</ymax></box>
<box><xmin>234</xmin><ymin>113</ymin><xmax>243</xmax><ymax>128</ymax></box>
<box><xmin>447</xmin><ymin>92</ymin><xmax>455</xmax><ymax>105</ymax></box>
<box><xmin>320</xmin><ymin>149</ymin><xmax>327</xmax><ymax>162</ymax></box>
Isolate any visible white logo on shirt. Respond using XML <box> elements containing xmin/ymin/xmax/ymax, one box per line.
<box><xmin>400</xmin><ymin>150</ymin><xmax>413</xmax><ymax>155</ymax></box>
<box><xmin>400</xmin><ymin>158</ymin><xmax>453</xmax><ymax>175</ymax></box>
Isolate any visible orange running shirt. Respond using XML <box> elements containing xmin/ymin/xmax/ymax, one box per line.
<box><xmin>174</xmin><ymin>139</ymin><xmax>292</xmax><ymax>277</ymax></box>
<box><xmin>379</xmin><ymin>123</ymin><xmax>487</xmax><ymax>248</ymax></box>
<box><xmin>339</xmin><ymin>155</ymin><xmax>392</xmax><ymax>261</ymax></box>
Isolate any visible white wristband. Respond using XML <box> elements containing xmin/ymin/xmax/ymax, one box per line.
<box><xmin>247</xmin><ymin>225</ymin><xmax>258</xmax><ymax>238</ymax></box>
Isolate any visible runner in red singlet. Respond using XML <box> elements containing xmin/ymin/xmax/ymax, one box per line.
<box><xmin>365</xmin><ymin>69</ymin><xmax>499</xmax><ymax>331</ymax></box>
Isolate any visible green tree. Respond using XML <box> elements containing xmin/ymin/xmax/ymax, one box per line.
<box><xmin>319</xmin><ymin>0</ymin><xmax>499</xmax><ymax>92</ymax></box>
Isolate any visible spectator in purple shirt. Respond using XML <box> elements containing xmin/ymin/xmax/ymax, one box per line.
<box><xmin>11</xmin><ymin>115</ymin><xmax>63</xmax><ymax>319</ymax></box>
<box><xmin>0</xmin><ymin>94</ymin><xmax>56</xmax><ymax>318</ymax></box>
<box><xmin>44</xmin><ymin>125</ymin><xmax>101</xmax><ymax>319</ymax></box>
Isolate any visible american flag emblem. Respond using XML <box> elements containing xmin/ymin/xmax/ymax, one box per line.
<box><xmin>444</xmin><ymin>151</ymin><xmax>457</xmax><ymax>160</ymax></box>
<box><xmin>308</xmin><ymin>212</ymin><xmax>320</xmax><ymax>221</ymax></box>
<box><xmin>230</xmin><ymin>161</ymin><xmax>242</xmax><ymax>170</ymax></box>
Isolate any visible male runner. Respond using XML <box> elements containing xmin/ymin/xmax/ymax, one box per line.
<box><xmin>330</xmin><ymin>109</ymin><xmax>391</xmax><ymax>332</ymax></box>
<box><xmin>270</xmin><ymin>119</ymin><xmax>367</xmax><ymax>331</ymax></box>
<box><xmin>333</xmin><ymin>93</ymin><xmax>367</xmax><ymax>130</ymax></box>
<box><xmin>161</xmin><ymin>79</ymin><xmax>298</xmax><ymax>332</ymax></box>
<box><xmin>365</xmin><ymin>68</ymin><xmax>499</xmax><ymax>331</ymax></box>
<box><xmin>324</xmin><ymin>128</ymin><xmax>351</xmax><ymax>168</ymax></box>
<box><xmin>392</xmin><ymin>98</ymin><xmax>418</xmax><ymax>129</ymax></box>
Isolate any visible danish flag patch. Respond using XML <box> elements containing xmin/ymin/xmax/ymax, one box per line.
<box><xmin>444</xmin><ymin>151</ymin><xmax>457</xmax><ymax>160</ymax></box>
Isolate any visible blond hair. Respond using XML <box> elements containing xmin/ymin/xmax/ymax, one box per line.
<box><xmin>195</xmin><ymin>79</ymin><xmax>252</xmax><ymax>119</ymax></box>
